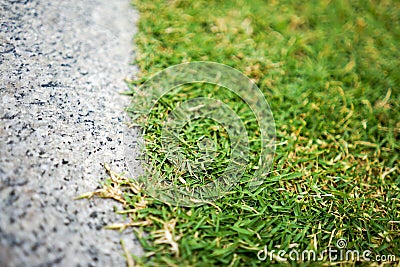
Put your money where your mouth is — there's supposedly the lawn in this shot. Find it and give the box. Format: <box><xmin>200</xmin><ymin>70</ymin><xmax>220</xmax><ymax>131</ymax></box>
<box><xmin>95</xmin><ymin>0</ymin><xmax>399</xmax><ymax>265</ymax></box>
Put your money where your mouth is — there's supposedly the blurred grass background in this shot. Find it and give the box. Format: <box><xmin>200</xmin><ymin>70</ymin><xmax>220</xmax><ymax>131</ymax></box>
<box><xmin>119</xmin><ymin>0</ymin><xmax>400</xmax><ymax>265</ymax></box>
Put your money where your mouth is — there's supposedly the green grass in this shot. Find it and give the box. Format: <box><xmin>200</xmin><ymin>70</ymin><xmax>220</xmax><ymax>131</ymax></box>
<box><xmin>102</xmin><ymin>0</ymin><xmax>399</xmax><ymax>265</ymax></box>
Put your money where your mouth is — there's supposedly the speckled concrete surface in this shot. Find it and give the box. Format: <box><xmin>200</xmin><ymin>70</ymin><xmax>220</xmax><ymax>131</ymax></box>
<box><xmin>0</xmin><ymin>0</ymin><xmax>142</xmax><ymax>266</ymax></box>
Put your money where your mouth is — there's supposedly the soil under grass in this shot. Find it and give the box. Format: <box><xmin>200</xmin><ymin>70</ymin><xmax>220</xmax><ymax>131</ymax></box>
<box><xmin>98</xmin><ymin>0</ymin><xmax>399</xmax><ymax>265</ymax></box>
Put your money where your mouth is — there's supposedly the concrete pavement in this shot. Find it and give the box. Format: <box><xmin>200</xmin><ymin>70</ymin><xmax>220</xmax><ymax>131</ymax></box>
<box><xmin>0</xmin><ymin>0</ymin><xmax>142</xmax><ymax>266</ymax></box>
